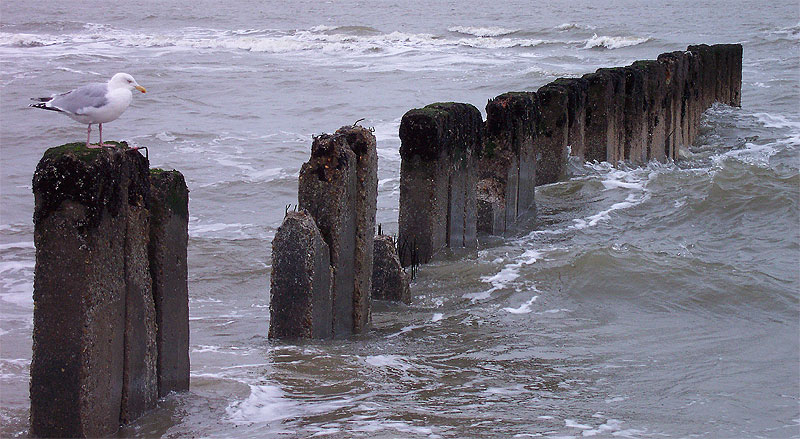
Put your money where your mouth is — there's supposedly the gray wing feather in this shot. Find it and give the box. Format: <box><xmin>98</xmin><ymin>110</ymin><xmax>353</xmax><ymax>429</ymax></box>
<box><xmin>49</xmin><ymin>83</ymin><xmax>109</xmax><ymax>114</ymax></box>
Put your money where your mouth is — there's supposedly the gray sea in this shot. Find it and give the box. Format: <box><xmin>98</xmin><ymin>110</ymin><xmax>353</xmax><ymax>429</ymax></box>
<box><xmin>1</xmin><ymin>1</ymin><xmax>799</xmax><ymax>437</ymax></box>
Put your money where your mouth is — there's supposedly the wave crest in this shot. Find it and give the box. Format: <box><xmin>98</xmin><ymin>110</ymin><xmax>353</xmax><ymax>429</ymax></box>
<box><xmin>448</xmin><ymin>26</ymin><xmax>520</xmax><ymax>37</ymax></box>
<box><xmin>583</xmin><ymin>33</ymin><xmax>650</xmax><ymax>49</ymax></box>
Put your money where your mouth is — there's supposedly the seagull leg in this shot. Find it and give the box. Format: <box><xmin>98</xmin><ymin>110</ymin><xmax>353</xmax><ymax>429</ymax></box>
<box><xmin>98</xmin><ymin>123</ymin><xmax>112</xmax><ymax>147</ymax></box>
<box><xmin>86</xmin><ymin>124</ymin><xmax>101</xmax><ymax>149</ymax></box>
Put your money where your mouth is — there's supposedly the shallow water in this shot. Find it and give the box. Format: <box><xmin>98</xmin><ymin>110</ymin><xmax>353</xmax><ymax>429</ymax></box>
<box><xmin>1</xmin><ymin>1</ymin><xmax>798</xmax><ymax>437</ymax></box>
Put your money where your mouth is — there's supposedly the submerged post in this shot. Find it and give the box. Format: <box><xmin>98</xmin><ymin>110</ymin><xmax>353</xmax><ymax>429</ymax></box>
<box><xmin>372</xmin><ymin>235</ymin><xmax>411</xmax><ymax>304</ymax></box>
<box><xmin>30</xmin><ymin>143</ymin><xmax>152</xmax><ymax>437</ymax></box>
<box><xmin>269</xmin><ymin>210</ymin><xmax>333</xmax><ymax>339</ymax></box>
<box><xmin>398</xmin><ymin>102</ymin><xmax>482</xmax><ymax>265</ymax></box>
<box><xmin>148</xmin><ymin>169</ymin><xmax>190</xmax><ymax>397</ymax></box>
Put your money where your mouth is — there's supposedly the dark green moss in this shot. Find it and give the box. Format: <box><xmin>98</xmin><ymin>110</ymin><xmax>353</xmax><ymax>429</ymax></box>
<box><xmin>149</xmin><ymin>170</ymin><xmax>188</xmax><ymax>220</ymax></box>
<box><xmin>482</xmin><ymin>139</ymin><xmax>497</xmax><ymax>159</ymax></box>
<box><xmin>42</xmin><ymin>141</ymin><xmax>131</xmax><ymax>164</ymax></box>
<box><xmin>400</xmin><ymin>102</ymin><xmax>482</xmax><ymax>160</ymax></box>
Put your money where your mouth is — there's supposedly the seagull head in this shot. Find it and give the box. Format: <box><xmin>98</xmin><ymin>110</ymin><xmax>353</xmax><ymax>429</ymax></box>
<box><xmin>109</xmin><ymin>72</ymin><xmax>146</xmax><ymax>93</ymax></box>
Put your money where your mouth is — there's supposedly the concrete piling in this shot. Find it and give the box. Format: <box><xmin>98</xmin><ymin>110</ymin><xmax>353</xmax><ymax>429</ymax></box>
<box><xmin>299</xmin><ymin>133</ymin><xmax>358</xmax><ymax>336</ymax></box>
<box><xmin>31</xmin><ymin>143</ymin><xmax>155</xmax><ymax>437</ymax></box>
<box><xmin>476</xmin><ymin>178</ymin><xmax>507</xmax><ymax>235</ymax></box>
<box><xmin>268</xmin><ymin>210</ymin><xmax>333</xmax><ymax>339</ymax></box>
<box><xmin>583</xmin><ymin>71</ymin><xmax>615</xmax><ymax>164</ymax></box>
<box><xmin>31</xmin><ymin>143</ymin><xmax>190</xmax><ymax>436</ymax></box>
<box><xmin>551</xmin><ymin>77</ymin><xmax>588</xmax><ymax>160</ymax></box>
<box><xmin>478</xmin><ymin>92</ymin><xmax>538</xmax><ymax>234</ymax></box>
<box><xmin>534</xmin><ymin>84</ymin><xmax>569</xmax><ymax>184</ymax></box>
<box><xmin>598</xmin><ymin>67</ymin><xmax>628</xmax><ymax>164</ymax></box>
<box><xmin>684</xmin><ymin>50</ymin><xmax>702</xmax><ymax>145</ymax></box>
<box><xmin>334</xmin><ymin>125</ymin><xmax>378</xmax><ymax>334</ymax></box>
<box><xmin>273</xmin><ymin>125</ymin><xmax>378</xmax><ymax>338</ymax></box>
<box><xmin>398</xmin><ymin>102</ymin><xmax>482</xmax><ymax>265</ymax></box>
<box><xmin>658</xmin><ymin>51</ymin><xmax>688</xmax><ymax>160</ymax></box>
<box><xmin>120</xmin><ymin>155</ymin><xmax>157</xmax><ymax>424</ymax></box>
<box><xmin>632</xmin><ymin>60</ymin><xmax>669</xmax><ymax>162</ymax></box>
<box><xmin>728</xmin><ymin>44</ymin><xmax>743</xmax><ymax>107</ymax></box>
<box><xmin>621</xmin><ymin>66</ymin><xmax>648</xmax><ymax>163</ymax></box>
<box><xmin>31</xmin><ymin>145</ymin><xmax>128</xmax><ymax>438</ymax></box>
<box><xmin>372</xmin><ymin>235</ymin><xmax>411</xmax><ymax>304</ymax></box>
<box><xmin>148</xmin><ymin>170</ymin><xmax>190</xmax><ymax>397</ymax></box>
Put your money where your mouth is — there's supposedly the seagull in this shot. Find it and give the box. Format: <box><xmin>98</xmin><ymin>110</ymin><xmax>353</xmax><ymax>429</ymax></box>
<box><xmin>30</xmin><ymin>73</ymin><xmax>146</xmax><ymax>148</ymax></box>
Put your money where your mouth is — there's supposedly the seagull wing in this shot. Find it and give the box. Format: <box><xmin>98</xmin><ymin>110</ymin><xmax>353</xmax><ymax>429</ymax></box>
<box><xmin>48</xmin><ymin>83</ymin><xmax>109</xmax><ymax>115</ymax></box>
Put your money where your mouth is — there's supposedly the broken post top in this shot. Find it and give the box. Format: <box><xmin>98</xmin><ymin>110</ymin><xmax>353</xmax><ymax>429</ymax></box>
<box><xmin>334</xmin><ymin>125</ymin><xmax>377</xmax><ymax>157</ymax></box>
<box><xmin>32</xmin><ymin>142</ymin><xmax>149</xmax><ymax>229</ymax></box>
<box><xmin>304</xmin><ymin>133</ymin><xmax>356</xmax><ymax>183</ymax></box>
<box><xmin>149</xmin><ymin>169</ymin><xmax>189</xmax><ymax>220</ymax></box>
<box><xmin>399</xmin><ymin>102</ymin><xmax>483</xmax><ymax>160</ymax></box>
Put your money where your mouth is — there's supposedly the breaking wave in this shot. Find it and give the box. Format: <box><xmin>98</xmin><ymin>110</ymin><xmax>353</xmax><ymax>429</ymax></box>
<box><xmin>448</xmin><ymin>26</ymin><xmax>520</xmax><ymax>37</ymax></box>
<box><xmin>583</xmin><ymin>33</ymin><xmax>651</xmax><ymax>49</ymax></box>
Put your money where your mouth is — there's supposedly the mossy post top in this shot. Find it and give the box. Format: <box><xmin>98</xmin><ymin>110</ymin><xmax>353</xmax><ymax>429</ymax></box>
<box><xmin>399</xmin><ymin>102</ymin><xmax>483</xmax><ymax>160</ymax></box>
<box><xmin>33</xmin><ymin>142</ymin><xmax>149</xmax><ymax>229</ymax></box>
<box><xmin>484</xmin><ymin>92</ymin><xmax>539</xmax><ymax>158</ymax></box>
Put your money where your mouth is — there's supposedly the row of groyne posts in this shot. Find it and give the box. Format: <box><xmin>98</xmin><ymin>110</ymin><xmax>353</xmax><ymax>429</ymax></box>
<box><xmin>29</xmin><ymin>44</ymin><xmax>740</xmax><ymax>437</ymax></box>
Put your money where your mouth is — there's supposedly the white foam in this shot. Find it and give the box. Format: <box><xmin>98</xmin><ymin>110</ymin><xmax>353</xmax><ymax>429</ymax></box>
<box><xmin>386</xmin><ymin>324</ymin><xmax>424</xmax><ymax>338</ymax></box>
<box><xmin>557</xmin><ymin>23</ymin><xmax>596</xmax><ymax>31</ymax></box>
<box><xmin>351</xmin><ymin>420</ymin><xmax>439</xmax><ymax>437</ymax></box>
<box><xmin>713</xmin><ymin>142</ymin><xmax>779</xmax><ymax>168</ymax></box>
<box><xmin>227</xmin><ymin>384</ymin><xmax>298</xmax><ymax>424</ymax></box>
<box><xmin>573</xmin><ymin>193</ymin><xmax>649</xmax><ymax>229</ymax></box>
<box><xmin>467</xmin><ymin>249</ymin><xmax>544</xmax><ymax>302</ymax></box>
<box><xmin>565</xmin><ymin>419</ymin><xmax>592</xmax><ymax>429</ymax></box>
<box><xmin>365</xmin><ymin>354</ymin><xmax>409</xmax><ymax>370</ymax></box>
<box><xmin>503</xmin><ymin>295</ymin><xmax>539</xmax><ymax>314</ymax></box>
<box><xmin>448</xmin><ymin>26</ymin><xmax>520</xmax><ymax>37</ymax></box>
<box><xmin>457</xmin><ymin>37</ymin><xmax>544</xmax><ymax>49</ymax></box>
<box><xmin>0</xmin><ymin>32</ymin><xmax>66</xmax><ymax>47</ymax></box>
<box><xmin>752</xmin><ymin>112</ymin><xmax>800</xmax><ymax>132</ymax></box>
<box><xmin>431</xmin><ymin>313</ymin><xmax>443</xmax><ymax>322</ymax></box>
<box><xmin>583</xmin><ymin>34</ymin><xmax>650</xmax><ymax>49</ymax></box>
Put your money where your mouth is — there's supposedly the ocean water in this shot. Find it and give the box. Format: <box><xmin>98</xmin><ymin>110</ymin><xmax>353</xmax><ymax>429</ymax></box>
<box><xmin>1</xmin><ymin>0</ymin><xmax>798</xmax><ymax>437</ymax></box>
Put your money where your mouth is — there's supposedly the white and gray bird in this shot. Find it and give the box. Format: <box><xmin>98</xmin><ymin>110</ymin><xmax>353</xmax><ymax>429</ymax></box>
<box><xmin>30</xmin><ymin>73</ymin><xmax>146</xmax><ymax>148</ymax></box>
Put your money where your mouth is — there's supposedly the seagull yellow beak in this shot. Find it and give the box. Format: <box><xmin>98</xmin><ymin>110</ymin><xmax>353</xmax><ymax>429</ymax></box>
<box><xmin>135</xmin><ymin>85</ymin><xmax>146</xmax><ymax>93</ymax></box>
